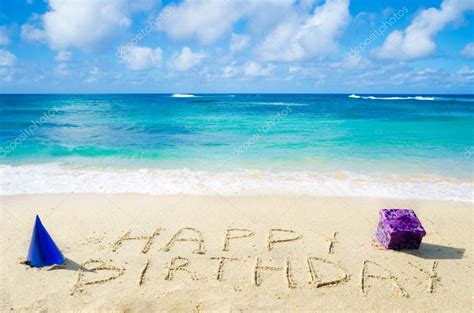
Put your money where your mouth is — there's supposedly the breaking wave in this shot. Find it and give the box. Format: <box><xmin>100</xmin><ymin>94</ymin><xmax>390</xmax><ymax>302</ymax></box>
<box><xmin>349</xmin><ymin>94</ymin><xmax>474</xmax><ymax>102</ymax></box>
<box><xmin>349</xmin><ymin>94</ymin><xmax>435</xmax><ymax>101</ymax></box>
<box><xmin>0</xmin><ymin>164</ymin><xmax>471</xmax><ymax>202</ymax></box>
<box><xmin>171</xmin><ymin>93</ymin><xmax>196</xmax><ymax>98</ymax></box>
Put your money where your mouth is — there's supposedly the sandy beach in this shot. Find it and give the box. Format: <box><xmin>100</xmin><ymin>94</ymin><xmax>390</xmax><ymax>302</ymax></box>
<box><xmin>0</xmin><ymin>194</ymin><xmax>471</xmax><ymax>312</ymax></box>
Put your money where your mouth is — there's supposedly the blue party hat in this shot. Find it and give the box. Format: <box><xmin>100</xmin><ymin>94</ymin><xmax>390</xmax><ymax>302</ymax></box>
<box><xmin>27</xmin><ymin>215</ymin><xmax>65</xmax><ymax>267</ymax></box>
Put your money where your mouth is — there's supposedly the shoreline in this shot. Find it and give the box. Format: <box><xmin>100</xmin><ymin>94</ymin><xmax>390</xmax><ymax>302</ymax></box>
<box><xmin>1</xmin><ymin>193</ymin><xmax>471</xmax><ymax>311</ymax></box>
<box><xmin>1</xmin><ymin>164</ymin><xmax>472</xmax><ymax>202</ymax></box>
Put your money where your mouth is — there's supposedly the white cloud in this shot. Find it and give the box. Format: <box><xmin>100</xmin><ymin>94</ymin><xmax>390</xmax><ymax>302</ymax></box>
<box><xmin>54</xmin><ymin>50</ymin><xmax>72</xmax><ymax>62</ymax></box>
<box><xmin>457</xmin><ymin>66</ymin><xmax>474</xmax><ymax>75</ymax></box>
<box><xmin>223</xmin><ymin>62</ymin><xmax>239</xmax><ymax>78</ymax></box>
<box><xmin>0</xmin><ymin>49</ymin><xmax>16</xmax><ymax>82</ymax></box>
<box><xmin>84</xmin><ymin>66</ymin><xmax>101</xmax><ymax>83</ymax></box>
<box><xmin>244</xmin><ymin>61</ymin><xmax>274</xmax><ymax>77</ymax></box>
<box><xmin>44</xmin><ymin>0</ymin><xmax>130</xmax><ymax>50</ymax></box>
<box><xmin>54</xmin><ymin>63</ymin><xmax>70</xmax><ymax>76</ymax></box>
<box><xmin>119</xmin><ymin>45</ymin><xmax>163</xmax><ymax>71</ymax></box>
<box><xmin>20</xmin><ymin>0</ymin><xmax>158</xmax><ymax>51</ymax></box>
<box><xmin>0</xmin><ymin>68</ymin><xmax>14</xmax><ymax>82</ymax></box>
<box><xmin>21</xmin><ymin>15</ymin><xmax>46</xmax><ymax>42</ymax></box>
<box><xmin>168</xmin><ymin>47</ymin><xmax>205</xmax><ymax>71</ymax></box>
<box><xmin>158</xmin><ymin>0</ymin><xmax>294</xmax><ymax>45</ymax></box>
<box><xmin>288</xmin><ymin>65</ymin><xmax>302</xmax><ymax>73</ymax></box>
<box><xmin>375</xmin><ymin>0</ymin><xmax>474</xmax><ymax>60</ymax></box>
<box><xmin>0</xmin><ymin>26</ymin><xmax>10</xmax><ymax>45</ymax></box>
<box><xmin>158</xmin><ymin>0</ymin><xmax>241</xmax><ymax>44</ymax></box>
<box><xmin>0</xmin><ymin>49</ymin><xmax>16</xmax><ymax>67</ymax></box>
<box><xmin>223</xmin><ymin>60</ymin><xmax>309</xmax><ymax>79</ymax></box>
<box><xmin>244</xmin><ymin>0</ymin><xmax>294</xmax><ymax>35</ymax></box>
<box><xmin>230</xmin><ymin>33</ymin><xmax>250</xmax><ymax>53</ymax></box>
<box><xmin>460</xmin><ymin>42</ymin><xmax>474</xmax><ymax>58</ymax></box>
<box><xmin>456</xmin><ymin>65</ymin><xmax>474</xmax><ymax>83</ymax></box>
<box><xmin>257</xmin><ymin>0</ymin><xmax>350</xmax><ymax>61</ymax></box>
<box><xmin>332</xmin><ymin>54</ymin><xmax>372</xmax><ymax>70</ymax></box>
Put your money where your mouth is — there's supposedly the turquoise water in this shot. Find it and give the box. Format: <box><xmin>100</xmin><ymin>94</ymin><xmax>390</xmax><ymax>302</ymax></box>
<box><xmin>1</xmin><ymin>94</ymin><xmax>473</xmax><ymax>179</ymax></box>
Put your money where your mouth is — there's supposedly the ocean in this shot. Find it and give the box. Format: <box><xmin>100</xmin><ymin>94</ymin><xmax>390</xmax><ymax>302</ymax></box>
<box><xmin>1</xmin><ymin>94</ymin><xmax>473</xmax><ymax>200</ymax></box>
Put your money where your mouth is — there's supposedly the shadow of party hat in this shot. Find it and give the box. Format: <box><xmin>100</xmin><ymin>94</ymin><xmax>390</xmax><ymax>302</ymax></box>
<box><xmin>27</xmin><ymin>215</ymin><xmax>65</xmax><ymax>267</ymax></box>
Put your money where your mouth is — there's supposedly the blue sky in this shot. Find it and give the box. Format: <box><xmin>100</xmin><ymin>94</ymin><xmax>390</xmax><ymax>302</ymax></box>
<box><xmin>0</xmin><ymin>0</ymin><xmax>473</xmax><ymax>93</ymax></box>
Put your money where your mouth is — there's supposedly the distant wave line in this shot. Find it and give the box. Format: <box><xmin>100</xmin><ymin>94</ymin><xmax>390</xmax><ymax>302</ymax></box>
<box><xmin>171</xmin><ymin>93</ymin><xmax>196</xmax><ymax>98</ymax></box>
<box><xmin>349</xmin><ymin>94</ymin><xmax>474</xmax><ymax>102</ymax></box>
<box><xmin>348</xmin><ymin>94</ymin><xmax>435</xmax><ymax>101</ymax></box>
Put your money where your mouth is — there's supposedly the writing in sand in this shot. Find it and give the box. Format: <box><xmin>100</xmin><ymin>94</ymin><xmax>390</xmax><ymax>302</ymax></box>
<box><xmin>70</xmin><ymin>227</ymin><xmax>440</xmax><ymax>297</ymax></box>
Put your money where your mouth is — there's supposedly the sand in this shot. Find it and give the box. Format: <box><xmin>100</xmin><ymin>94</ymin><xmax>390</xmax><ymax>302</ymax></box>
<box><xmin>0</xmin><ymin>193</ymin><xmax>472</xmax><ymax>312</ymax></box>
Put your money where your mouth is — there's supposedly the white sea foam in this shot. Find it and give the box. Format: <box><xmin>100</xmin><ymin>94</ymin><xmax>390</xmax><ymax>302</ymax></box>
<box><xmin>0</xmin><ymin>164</ymin><xmax>471</xmax><ymax>202</ymax></box>
<box><xmin>414</xmin><ymin>96</ymin><xmax>435</xmax><ymax>101</ymax></box>
<box><xmin>349</xmin><ymin>94</ymin><xmax>435</xmax><ymax>101</ymax></box>
<box><xmin>171</xmin><ymin>93</ymin><xmax>196</xmax><ymax>98</ymax></box>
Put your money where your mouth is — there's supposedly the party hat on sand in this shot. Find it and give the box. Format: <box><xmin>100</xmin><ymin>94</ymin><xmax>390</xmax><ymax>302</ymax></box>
<box><xmin>27</xmin><ymin>215</ymin><xmax>65</xmax><ymax>267</ymax></box>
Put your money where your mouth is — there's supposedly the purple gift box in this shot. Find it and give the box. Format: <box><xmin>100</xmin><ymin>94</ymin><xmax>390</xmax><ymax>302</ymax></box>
<box><xmin>376</xmin><ymin>209</ymin><xmax>426</xmax><ymax>250</ymax></box>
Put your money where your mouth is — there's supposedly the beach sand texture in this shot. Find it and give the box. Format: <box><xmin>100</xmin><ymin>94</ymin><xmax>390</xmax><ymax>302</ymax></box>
<box><xmin>0</xmin><ymin>194</ymin><xmax>472</xmax><ymax>312</ymax></box>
